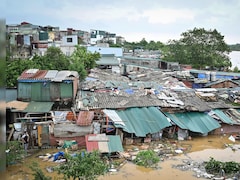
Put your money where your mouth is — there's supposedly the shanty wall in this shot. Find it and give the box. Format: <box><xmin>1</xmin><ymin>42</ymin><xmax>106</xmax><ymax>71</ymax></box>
<box><xmin>18</xmin><ymin>79</ymin><xmax>77</xmax><ymax>102</ymax></box>
<box><xmin>212</xmin><ymin>124</ymin><xmax>240</xmax><ymax>135</ymax></box>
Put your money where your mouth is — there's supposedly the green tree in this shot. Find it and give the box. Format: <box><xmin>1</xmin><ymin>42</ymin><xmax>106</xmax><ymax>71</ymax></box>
<box><xmin>233</xmin><ymin>66</ymin><xmax>239</xmax><ymax>72</ymax></box>
<box><xmin>163</xmin><ymin>40</ymin><xmax>189</xmax><ymax>64</ymax></box>
<box><xmin>43</xmin><ymin>46</ymin><xmax>70</xmax><ymax>70</ymax></box>
<box><xmin>139</xmin><ymin>38</ymin><xmax>148</xmax><ymax>47</ymax></box>
<box><xmin>146</xmin><ymin>40</ymin><xmax>165</xmax><ymax>51</ymax></box>
<box><xmin>6</xmin><ymin>47</ymin><xmax>70</xmax><ymax>87</ymax></box>
<box><xmin>69</xmin><ymin>46</ymin><xmax>100</xmax><ymax>80</ymax></box>
<box><xmin>163</xmin><ymin>28</ymin><xmax>231</xmax><ymax>70</ymax></box>
<box><xmin>0</xmin><ymin>59</ymin><xmax>5</xmax><ymax>87</ymax></box>
<box><xmin>6</xmin><ymin>59</ymin><xmax>35</xmax><ymax>87</ymax></box>
<box><xmin>57</xmin><ymin>150</ymin><xmax>108</xmax><ymax>180</ymax></box>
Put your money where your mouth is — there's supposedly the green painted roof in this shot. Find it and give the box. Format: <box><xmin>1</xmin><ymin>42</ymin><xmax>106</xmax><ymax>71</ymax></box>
<box><xmin>23</xmin><ymin>101</ymin><xmax>54</xmax><ymax>113</ymax></box>
<box><xmin>213</xmin><ymin>109</ymin><xmax>234</xmax><ymax>124</ymax></box>
<box><xmin>115</xmin><ymin>107</ymin><xmax>172</xmax><ymax>137</ymax></box>
<box><xmin>165</xmin><ymin>112</ymin><xmax>221</xmax><ymax>134</ymax></box>
<box><xmin>108</xmin><ymin>135</ymin><xmax>124</xmax><ymax>152</ymax></box>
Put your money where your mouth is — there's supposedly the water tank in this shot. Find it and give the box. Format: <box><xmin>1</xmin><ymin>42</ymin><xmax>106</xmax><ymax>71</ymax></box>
<box><xmin>210</xmin><ymin>72</ymin><xmax>216</xmax><ymax>81</ymax></box>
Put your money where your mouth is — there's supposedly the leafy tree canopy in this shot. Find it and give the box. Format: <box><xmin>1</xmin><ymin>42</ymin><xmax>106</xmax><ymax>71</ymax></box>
<box><xmin>6</xmin><ymin>46</ymin><xmax>100</xmax><ymax>87</ymax></box>
<box><xmin>124</xmin><ymin>39</ymin><xmax>164</xmax><ymax>51</ymax></box>
<box><xmin>69</xmin><ymin>45</ymin><xmax>100</xmax><ymax>80</ymax></box>
<box><xmin>6</xmin><ymin>59</ymin><xmax>35</xmax><ymax>87</ymax></box>
<box><xmin>163</xmin><ymin>28</ymin><xmax>231</xmax><ymax>70</ymax></box>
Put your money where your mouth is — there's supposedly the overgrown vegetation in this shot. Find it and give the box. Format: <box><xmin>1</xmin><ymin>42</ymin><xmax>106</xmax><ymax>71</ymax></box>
<box><xmin>57</xmin><ymin>150</ymin><xmax>108</xmax><ymax>180</ymax></box>
<box><xmin>204</xmin><ymin>157</ymin><xmax>240</xmax><ymax>175</ymax></box>
<box><xmin>29</xmin><ymin>162</ymin><xmax>52</xmax><ymax>180</ymax></box>
<box><xmin>6</xmin><ymin>46</ymin><xmax>100</xmax><ymax>87</ymax></box>
<box><xmin>133</xmin><ymin>150</ymin><xmax>160</xmax><ymax>168</ymax></box>
<box><xmin>6</xmin><ymin>141</ymin><xmax>25</xmax><ymax>165</ymax></box>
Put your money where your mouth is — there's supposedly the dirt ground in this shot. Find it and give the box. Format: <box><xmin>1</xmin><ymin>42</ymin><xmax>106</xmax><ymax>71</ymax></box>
<box><xmin>2</xmin><ymin>134</ymin><xmax>240</xmax><ymax>180</ymax></box>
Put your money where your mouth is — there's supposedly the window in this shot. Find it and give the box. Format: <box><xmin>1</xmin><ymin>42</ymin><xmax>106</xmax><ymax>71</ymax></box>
<box><xmin>67</xmin><ymin>38</ymin><xmax>72</xmax><ymax>42</ymax></box>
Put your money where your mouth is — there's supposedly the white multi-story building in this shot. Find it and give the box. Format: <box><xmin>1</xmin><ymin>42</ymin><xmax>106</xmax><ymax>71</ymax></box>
<box><xmin>90</xmin><ymin>29</ymin><xmax>117</xmax><ymax>45</ymax></box>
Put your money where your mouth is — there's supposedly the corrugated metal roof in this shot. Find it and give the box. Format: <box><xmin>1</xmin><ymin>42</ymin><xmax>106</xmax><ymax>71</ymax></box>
<box><xmin>85</xmin><ymin>134</ymin><xmax>99</xmax><ymax>152</ymax></box>
<box><xmin>98</xmin><ymin>141</ymin><xmax>109</xmax><ymax>153</ymax></box>
<box><xmin>103</xmin><ymin>109</ymin><xmax>125</xmax><ymax>126</ymax></box>
<box><xmin>108</xmin><ymin>135</ymin><xmax>123</xmax><ymax>153</ymax></box>
<box><xmin>23</xmin><ymin>101</ymin><xmax>54</xmax><ymax>113</ymax></box>
<box><xmin>26</xmin><ymin>69</ymin><xmax>39</xmax><ymax>73</ymax></box>
<box><xmin>213</xmin><ymin>109</ymin><xmax>234</xmax><ymax>125</ymax></box>
<box><xmin>76</xmin><ymin>111</ymin><xmax>94</xmax><ymax>126</ymax></box>
<box><xmin>44</xmin><ymin>70</ymin><xmax>58</xmax><ymax>79</ymax></box>
<box><xmin>165</xmin><ymin>112</ymin><xmax>221</xmax><ymax>134</ymax></box>
<box><xmin>85</xmin><ymin>134</ymin><xmax>123</xmax><ymax>153</ymax></box>
<box><xmin>114</xmin><ymin>107</ymin><xmax>172</xmax><ymax>137</ymax></box>
<box><xmin>18</xmin><ymin>69</ymin><xmax>48</xmax><ymax>80</ymax></box>
<box><xmin>69</xmin><ymin>71</ymin><xmax>79</xmax><ymax>78</ymax></box>
<box><xmin>52</xmin><ymin>70</ymin><xmax>71</xmax><ymax>82</ymax></box>
<box><xmin>18</xmin><ymin>69</ymin><xmax>79</xmax><ymax>81</ymax></box>
<box><xmin>6</xmin><ymin>100</ymin><xmax>29</xmax><ymax>111</ymax></box>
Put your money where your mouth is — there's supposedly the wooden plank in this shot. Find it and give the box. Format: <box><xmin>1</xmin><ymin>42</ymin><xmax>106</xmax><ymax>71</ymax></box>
<box><xmin>7</xmin><ymin>128</ymin><xmax>14</xmax><ymax>141</ymax></box>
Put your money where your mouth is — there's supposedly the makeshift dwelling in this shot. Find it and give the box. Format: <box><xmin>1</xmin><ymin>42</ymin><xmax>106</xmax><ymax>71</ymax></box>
<box><xmin>103</xmin><ymin>107</ymin><xmax>172</xmax><ymax>143</ymax></box>
<box><xmin>17</xmin><ymin>69</ymin><xmax>79</xmax><ymax>108</ymax></box>
<box><xmin>209</xmin><ymin>109</ymin><xmax>240</xmax><ymax>135</ymax></box>
<box><xmin>164</xmin><ymin>111</ymin><xmax>221</xmax><ymax>137</ymax></box>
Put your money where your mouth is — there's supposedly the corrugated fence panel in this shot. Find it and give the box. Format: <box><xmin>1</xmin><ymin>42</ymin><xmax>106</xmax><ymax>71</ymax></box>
<box><xmin>31</xmin><ymin>83</ymin><xmax>42</xmax><ymax>101</ymax></box>
<box><xmin>50</xmin><ymin>83</ymin><xmax>60</xmax><ymax>101</ymax></box>
<box><xmin>41</xmin><ymin>82</ymin><xmax>51</xmax><ymax>101</ymax></box>
<box><xmin>60</xmin><ymin>82</ymin><xmax>73</xmax><ymax>99</ymax></box>
<box><xmin>18</xmin><ymin>82</ymin><xmax>31</xmax><ymax>101</ymax></box>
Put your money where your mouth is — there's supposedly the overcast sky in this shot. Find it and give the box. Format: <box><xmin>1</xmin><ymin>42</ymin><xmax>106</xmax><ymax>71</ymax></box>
<box><xmin>3</xmin><ymin>0</ymin><xmax>240</xmax><ymax>44</ymax></box>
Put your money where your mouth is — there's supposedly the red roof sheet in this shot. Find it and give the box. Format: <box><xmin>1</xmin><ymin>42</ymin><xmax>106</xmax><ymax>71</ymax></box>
<box><xmin>85</xmin><ymin>135</ymin><xmax>99</xmax><ymax>152</ymax></box>
<box><xmin>18</xmin><ymin>69</ymin><xmax>48</xmax><ymax>80</ymax></box>
<box><xmin>76</xmin><ymin>111</ymin><xmax>94</xmax><ymax>126</ymax></box>
<box><xmin>85</xmin><ymin>134</ymin><xmax>110</xmax><ymax>153</ymax></box>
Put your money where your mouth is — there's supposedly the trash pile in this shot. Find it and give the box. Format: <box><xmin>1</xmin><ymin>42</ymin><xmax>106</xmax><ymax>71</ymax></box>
<box><xmin>119</xmin><ymin>139</ymin><xmax>192</xmax><ymax>161</ymax></box>
<box><xmin>38</xmin><ymin>151</ymin><xmax>66</xmax><ymax>163</ymax></box>
<box><xmin>173</xmin><ymin>144</ymin><xmax>240</xmax><ymax>179</ymax></box>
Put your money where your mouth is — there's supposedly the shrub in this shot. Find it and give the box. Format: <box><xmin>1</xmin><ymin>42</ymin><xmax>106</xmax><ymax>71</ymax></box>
<box><xmin>133</xmin><ymin>150</ymin><xmax>160</xmax><ymax>168</ymax></box>
<box><xmin>6</xmin><ymin>141</ymin><xmax>25</xmax><ymax>165</ymax></box>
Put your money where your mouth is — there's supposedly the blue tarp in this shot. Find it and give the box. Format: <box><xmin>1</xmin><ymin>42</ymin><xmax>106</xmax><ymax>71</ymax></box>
<box><xmin>53</xmin><ymin>151</ymin><xmax>65</xmax><ymax>161</ymax></box>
